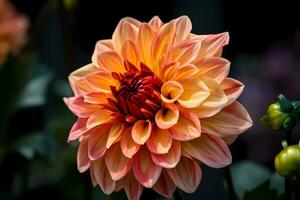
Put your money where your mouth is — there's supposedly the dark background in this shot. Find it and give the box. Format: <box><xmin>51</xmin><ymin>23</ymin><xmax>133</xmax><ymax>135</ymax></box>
<box><xmin>1</xmin><ymin>0</ymin><xmax>300</xmax><ymax>199</ymax></box>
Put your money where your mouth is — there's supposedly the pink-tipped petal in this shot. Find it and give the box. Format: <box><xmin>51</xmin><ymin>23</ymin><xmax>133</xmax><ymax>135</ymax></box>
<box><xmin>169</xmin><ymin>109</ymin><xmax>201</xmax><ymax>141</ymax></box>
<box><xmin>64</xmin><ymin>96</ymin><xmax>101</xmax><ymax>118</ymax></box>
<box><xmin>133</xmin><ymin>148</ymin><xmax>162</xmax><ymax>188</ymax></box>
<box><xmin>88</xmin><ymin>125</ymin><xmax>110</xmax><ymax>160</ymax></box>
<box><xmin>221</xmin><ymin>78</ymin><xmax>244</xmax><ymax>106</ymax></box>
<box><xmin>148</xmin><ymin>16</ymin><xmax>163</xmax><ymax>31</ymax></box>
<box><xmin>151</xmin><ymin>140</ymin><xmax>181</xmax><ymax>168</ymax></box>
<box><xmin>155</xmin><ymin>103</ymin><xmax>179</xmax><ymax>129</ymax></box>
<box><xmin>202</xmin><ymin>101</ymin><xmax>253</xmax><ymax>137</ymax></box>
<box><xmin>223</xmin><ymin>135</ymin><xmax>239</xmax><ymax>145</ymax></box>
<box><xmin>123</xmin><ymin>172</ymin><xmax>143</xmax><ymax>200</ymax></box>
<box><xmin>153</xmin><ymin>170</ymin><xmax>176</xmax><ymax>198</ymax></box>
<box><xmin>92</xmin><ymin>40</ymin><xmax>114</xmax><ymax>67</ymax></box>
<box><xmin>89</xmin><ymin>164</ymin><xmax>97</xmax><ymax>187</ymax></box>
<box><xmin>146</xmin><ymin>126</ymin><xmax>172</xmax><ymax>154</ymax></box>
<box><xmin>131</xmin><ymin>120</ymin><xmax>152</xmax><ymax>145</ymax></box>
<box><xmin>120</xmin><ymin>127</ymin><xmax>141</xmax><ymax>158</ymax></box>
<box><xmin>86</xmin><ymin>110</ymin><xmax>114</xmax><ymax>129</ymax></box>
<box><xmin>92</xmin><ymin>159</ymin><xmax>116</xmax><ymax>194</ymax></box>
<box><xmin>182</xmin><ymin>133</ymin><xmax>232</xmax><ymax>168</ymax></box>
<box><xmin>174</xmin><ymin>16</ymin><xmax>192</xmax><ymax>44</ymax></box>
<box><xmin>166</xmin><ymin>157</ymin><xmax>202</xmax><ymax>193</ymax></box>
<box><xmin>77</xmin><ymin>137</ymin><xmax>90</xmax><ymax>173</ymax></box>
<box><xmin>172</xmin><ymin>39</ymin><xmax>201</xmax><ymax>65</ymax></box>
<box><xmin>105</xmin><ymin>144</ymin><xmax>133</xmax><ymax>181</ymax></box>
<box><xmin>68</xmin><ymin>118</ymin><xmax>88</xmax><ymax>142</ymax></box>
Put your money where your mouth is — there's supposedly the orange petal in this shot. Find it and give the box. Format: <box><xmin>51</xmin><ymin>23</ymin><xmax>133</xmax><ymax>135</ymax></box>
<box><xmin>146</xmin><ymin>126</ymin><xmax>172</xmax><ymax>154</ymax></box>
<box><xmin>177</xmin><ymin>78</ymin><xmax>210</xmax><ymax>108</ymax></box>
<box><xmin>159</xmin><ymin>61</ymin><xmax>179</xmax><ymax>82</ymax></box>
<box><xmin>68</xmin><ymin>118</ymin><xmax>88</xmax><ymax>142</ymax></box>
<box><xmin>151</xmin><ymin>140</ymin><xmax>181</xmax><ymax>168</ymax></box>
<box><xmin>174</xmin><ymin>16</ymin><xmax>192</xmax><ymax>44</ymax></box>
<box><xmin>221</xmin><ymin>78</ymin><xmax>244</xmax><ymax>106</ymax></box>
<box><xmin>86</xmin><ymin>110</ymin><xmax>114</xmax><ymax>129</ymax></box>
<box><xmin>97</xmin><ymin>51</ymin><xmax>125</xmax><ymax>73</ymax></box>
<box><xmin>166</xmin><ymin>157</ymin><xmax>202</xmax><ymax>193</ymax></box>
<box><xmin>112</xmin><ymin>17</ymin><xmax>140</xmax><ymax>53</ymax></box>
<box><xmin>68</xmin><ymin>64</ymin><xmax>99</xmax><ymax>95</ymax></box>
<box><xmin>84</xmin><ymin>92</ymin><xmax>112</xmax><ymax>104</ymax></box>
<box><xmin>120</xmin><ymin>127</ymin><xmax>141</xmax><ymax>158</ymax></box>
<box><xmin>148</xmin><ymin>16</ymin><xmax>163</xmax><ymax>31</ymax></box>
<box><xmin>77</xmin><ymin>137</ymin><xmax>90</xmax><ymax>172</ymax></box>
<box><xmin>88</xmin><ymin>125</ymin><xmax>110</xmax><ymax>160</ymax></box>
<box><xmin>133</xmin><ymin>148</ymin><xmax>162</xmax><ymax>188</ymax></box>
<box><xmin>182</xmin><ymin>133</ymin><xmax>232</xmax><ymax>168</ymax></box>
<box><xmin>194</xmin><ymin>32</ymin><xmax>229</xmax><ymax>61</ymax></box>
<box><xmin>106</xmin><ymin>122</ymin><xmax>126</xmax><ymax>148</ymax></box>
<box><xmin>194</xmin><ymin>57</ymin><xmax>230</xmax><ymax>83</ymax></box>
<box><xmin>84</xmin><ymin>71</ymin><xmax>119</xmax><ymax>93</ymax></box>
<box><xmin>174</xmin><ymin>64</ymin><xmax>198</xmax><ymax>81</ymax></box>
<box><xmin>123</xmin><ymin>172</ymin><xmax>143</xmax><ymax>200</ymax></box>
<box><xmin>92</xmin><ymin>159</ymin><xmax>116</xmax><ymax>194</ymax></box>
<box><xmin>64</xmin><ymin>96</ymin><xmax>101</xmax><ymax>118</ymax></box>
<box><xmin>153</xmin><ymin>170</ymin><xmax>176</xmax><ymax>198</ymax></box>
<box><xmin>172</xmin><ymin>39</ymin><xmax>201</xmax><ymax>65</ymax></box>
<box><xmin>121</xmin><ymin>40</ymin><xmax>139</xmax><ymax>67</ymax></box>
<box><xmin>192</xmin><ymin>78</ymin><xmax>228</xmax><ymax>118</ymax></box>
<box><xmin>137</xmin><ymin>23</ymin><xmax>156</xmax><ymax>67</ymax></box>
<box><xmin>92</xmin><ymin>39</ymin><xmax>114</xmax><ymax>67</ymax></box>
<box><xmin>160</xmin><ymin>81</ymin><xmax>183</xmax><ymax>103</ymax></box>
<box><xmin>168</xmin><ymin>109</ymin><xmax>201</xmax><ymax>141</ymax></box>
<box><xmin>155</xmin><ymin>103</ymin><xmax>179</xmax><ymax>129</ymax></box>
<box><xmin>105</xmin><ymin>144</ymin><xmax>133</xmax><ymax>181</ymax></box>
<box><xmin>201</xmin><ymin>101</ymin><xmax>253</xmax><ymax>137</ymax></box>
<box><xmin>131</xmin><ymin>120</ymin><xmax>152</xmax><ymax>145</ymax></box>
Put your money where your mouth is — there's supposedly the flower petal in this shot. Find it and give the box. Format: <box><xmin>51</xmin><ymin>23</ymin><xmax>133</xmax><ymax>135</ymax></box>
<box><xmin>121</xmin><ymin>40</ymin><xmax>139</xmax><ymax>67</ymax></box>
<box><xmin>112</xmin><ymin>17</ymin><xmax>140</xmax><ymax>53</ymax></box>
<box><xmin>123</xmin><ymin>172</ymin><xmax>143</xmax><ymax>200</ymax></box>
<box><xmin>201</xmin><ymin>101</ymin><xmax>253</xmax><ymax>137</ymax></box>
<box><xmin>133</xmin><ymin>148</ymin><xmax>162</xmax><ymax>188</ymax></box>
<box><xmin>166</xmin><ymin>157</ymin><xmax>202</xmax><ymax>193</ymax></box>
<box><xmin>174</xmin><ymin>16</ymin><xmax>192</xmax><ymax>44</ymax></box>
<box><xmin>105</xmin><ymin>144</ymin><xmax>133</xmax><ymax>181</ymax></box>
<box><xmin>84</xmin><ymin>71</ymin><xmax>119</xmax><ymax>93</ymax></box>
<box><xmin>174</xmin><ymin>64</ymin><xmax>198</xmax><ymax>81</ymax></box>
<box><xmin>131</xmin><ymin>120</ymin><xmax>152</xmax><ymax>145</ymax></box>
<box><xmin>83</xmin><ymin>92</ymin><xmax>111</xmax><ymax>104</ymax></box>
<box><xmin>77</xmin><ymin>137</ymin><xmax>90</xmax><ymax>172</ymax></box>
<box><xmin>88</xmin><ymin>125</ymin><xmax>110</xmax><ymax>160</ymax></box>
<box><xmin>168</xmin><ymin>109</ymin><xmax>201</xmax><ymax>141</ymax></box>
<box><xmin>146</xmin><ymin>126</ymin><xmax>172</xmax><ymax>154</ymax></box>
<box><xmin>92</xmin><ymin>159</ymin><xmax>116</xmax><ymax>194</ymax></box>
<box><xmin>68</xmin><ymin>118</ymin><xmax>88</xmax><ymax>142</ymax></box>
<box><xmin>221</xmin><ymin>78</ymin><xmax>244</xmax><ymax>106</ymax></box>
<box><xmin>172</xmin><ymin>39</ymin><xmax>201</xmax><ymax>65</ymax></box>
<box><xmin>90</xmin><ymin>164</ymin><xmax>97</xmax><ymax>187</ymax></box>
<box><xmin>137</xmin><ymin>23</ymin><xmax>156</xmax><ymax>67</ymax></box>
<box><xmin>106</xmin><ymin>122</ymin><xmax>126</xmax><ymax>148</ymax></box>
<box><xmin>194</xmin><ymin>57</ymin><xmax>230</xmax><ymax>83</ymax></box>
<box><xmin>153</xmin><ymin>170</ymin><xmax>176</xmax><ymax>198</ymax></box>
<box><xmin>64</xmin><ymin>96</ymin><xmax>101</xmax><ymax>118</ymax></box>
<box><xmin>151</xmin><ymin>140</ymin><xmax>181</xmax><ymax>168</ymax></box>
<box><xmin>155</xmin><ymin>103</ymin><xmax>179</xmax><ymax>129</ymax></box>
<box><xmin>86</xmin><ymin>110</ymin><xmax>114</xmax><ymax>129</ymax></box>
<box><xmin>97</xmin><ymin>51</ymin><xmax>125</xmax><ymax>73</ymax></box>
<box><xmin>92</xmin><ymin>39</ymin><xmax>114</xmax><ymax>67</ymax></box>
<box><xmin>120</xmin><ymin>127</ymin><xmax>141</xmax><ymax>158</ymax></box>
<box><xmin>161</xmin><ymin>81</ymin><xmax>183</xmax><ymax>103</ymax></box>
<box><xmin>192</xmin><ymin>78</ymin><xmax>228</xmax><ymax>118</ymax></box>
<box><xmin>182</xmin><ymin>133</ymin><xmax>232</xmax><ymax>168</ymax></box>
<box><xmin>148</xmin><ymin>16</ymin><xmax>163</xmax><ymax>31</ymax></box>
<box><xmin>177</xmin><ymin>78</ymin><xmax>210</xmax><ymax>108</ymax></box>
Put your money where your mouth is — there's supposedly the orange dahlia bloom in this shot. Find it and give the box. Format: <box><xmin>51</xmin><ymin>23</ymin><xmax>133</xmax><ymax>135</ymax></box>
<box><xmin>0</xmin><ymin>0</ymin><xmax>28</xmax><ymax>65</ymax></box>
<box><xmin>64</xmin><ymin>16</ymin><xmax>252</xmax><ymax>200</ymax></box>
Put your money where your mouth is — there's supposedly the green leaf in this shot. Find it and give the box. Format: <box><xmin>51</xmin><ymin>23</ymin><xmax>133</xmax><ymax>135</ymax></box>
<box><xmin>276</xmin><ymin>94</ymin><xmax>293</xmax><ymax>113</ymax></box>
<box><xmin>244</xmin><ymin>180</ymin><xmax>279</xmax><ymax>200</ymax></box>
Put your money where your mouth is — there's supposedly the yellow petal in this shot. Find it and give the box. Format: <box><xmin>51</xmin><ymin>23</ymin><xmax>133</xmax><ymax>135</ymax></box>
<box><xmin>86</xmin><ymin>110</ymin><xmax>114</xmax><ymax>129</ymax></box>
<box><xmin>121</xmin><ymin>40</ymin><xmax>139</xmax><ymax>67</ymax></box>
<box><xmin>120</xmin><ymin>127</ymin><xmax>141</xmax><ymax>158</ymax></box>
<box><xmin>160</xmin><ymin>80</ymin><xmax>183</xmax><ymax>103</ymax></box>
<box><xmin>172</xmin><ymin>39</ymin><xmax>201</xmax><ymax>65</ymax></box>
<box><xmin>131</xmin><ymin>120</ymin><xmax>152</xmax><ymax>145</ymax></box>
<box><xmin>106</xmin><ymin>122</ymin><xmax>126</xmax><ymax>148</ymax></box>
<box><xmin>146</xmin><ymin>126</ymin><xmax>172</xmax><ymax>154</ymax></box>
<box><xmin>174</xmin><ymin>16</ymin><xmax>192</xmax><ymax>44</ymax></box>
<box><xmin>155</xmin><ymin>103</ymin><xmax>179</xmax><ymax>129</ymax></box>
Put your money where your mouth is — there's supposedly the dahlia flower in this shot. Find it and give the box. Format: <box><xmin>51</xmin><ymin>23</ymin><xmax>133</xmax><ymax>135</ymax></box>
<box><xmin>64</xmin><ymin>16</ymin><xmax>252</xmax><ymax>200</ymax></box>
<box><xmin>0</xmin><ymin>0</ymin><xmax>28</xmax><ymax>65</ymax></box>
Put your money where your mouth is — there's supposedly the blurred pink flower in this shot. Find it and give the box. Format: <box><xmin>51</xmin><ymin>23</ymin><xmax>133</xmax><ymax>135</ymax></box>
<box><xmin>0</xmin><ymin>0</ymin><xmax>28</xmax><ymax>65</ymax></box>
<box><xmin>64</xmin><ymin>16</ymin><xmax>252</xmax><ymax>200</ymax></box>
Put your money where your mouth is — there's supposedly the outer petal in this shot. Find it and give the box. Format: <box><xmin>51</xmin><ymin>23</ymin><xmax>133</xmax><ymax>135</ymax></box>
<box><xmin>92</xmin><ymin>40</ymin><xmax>114</xmax><ymax>67</ymax></box>
<box><xmin>148</xmin><ymin>16</ymin><xmax>163</xmax><ymax>31</ymax></box>
<box><xmin>146</xmin><ymin>126</ymin><xmax>172</xmax><ymax>154</ymax></box>
<box><xmin>221</xmin><ymin>78</ymin><xmax>244</xmax><ymax>106</ymax></box>
<box><xmin>153</xmin><ymin>170</ymin><xmax>176</xmax><ymax>198</ymax></box>
<box><xmin>97</xmin><ymin>51</ymin><xmax>125</xmax><ymax>73</ymax></box>
<box><xmin>155</xmin><ymin>103</ymin><xmax>179</xmax><ymax>129</ymax></box>
<box><xmin>123</xmin><ymin>172</ymin><xmax>143</xmax><ymax>200</ymax></box>
<box><xmin>92</xmin><ymin>159</ymin><xmax>116</xmax><ymax>194</ymax></box>
<box><xmin>194</xmin><ymin>57</ymin><xmax>230</xmax><ymax>83</ymax></box>
<box><xmin>86</xmin><ymin>110</ymin><xmax>114</xmax><ymax>129</ymax></box>
<box><xmin>133</xmin><ymin>148</ymin><xmax>162</xmax><ymax>188</ymax></box>
<box><xmin>112</xmin><ymin>17</ymin><xmax>141</xmax><ymax>53</ymax></box>
<box><xmin>172</xmin><ymin>39</ymin><xmax>201</xmax><ymax>65</ymax></box>
<box><xmin>161</xmin><ymin>81</ymin><xmax>183</xmax><ymax>103</ymax></box>
<box><xmin>166</xmin><ymin>157</ymin><xmax>202</xmax><ymax>193</ymax></box>
<box><xmin>68</xmin><ymin>118</ymin><xmax>88</xmax><ymax>142</ymax></box>
<box><xmin>131</xmin><ymin>120</ymin><xmax>152</xmax><ymax>145</ymax></box>
<box><xmin>182</xmin><ymin>133</ymin><xmax>232</xmax><ymax>168</ymax></box>
<box><xmin>77</xmin><ymin>137</ymin><xmax>90</xmax><ymax>172</ymax></box>
<box><xmin>174</xmin><ymin>16</ymin><xmax>192</xmax><ymax>44</ymax></box>
<box><xmin>201</xmin><ymin>101</ymin><xmax>253</xmax><ymax>137</ymax></box>
<box><xmin>151</xmin><ymin>141</ymin><xmax>181</xmax><ymax>168</ymax></box>
<box><xmin>192</xmin><ymin>78</ymin><xmax>228</xmax><ymax>118</ymax></box>
<box><xmin>105</xmin><ymin>144</ymin><xmax>133</xmax><ymax>181</ymax></box>
<box><xmin>120</xmin><ymin>127</ymin><xmax>141</xmax><ymax>158</ymax></box>
<box><xmin>88</xmin><ymin>125</ymin><xmax>110</xmax><ymax>160</ymax></box>
<box><xmin>64</xmin><ymin>96</ymin><xmax>101</xmax><ymax>118</ymax></box>
<box><xmin>168</xmin><ymin>109</ymin><xmax>201</xmax><ymax>141</ymax></box>
<box><xmin>121</xmin><ymin>40</ymin><xmax>139</xmax><ymax>67</ymax></box>
<box><xmin>177</xmin><ymin>78</ymin><xmax>210</xmax><ymax>108</ymax></box>
<box><xmin>84</xmin><ymin>71</ymin><xmax>119</xmax><ymax>93</ymax></box>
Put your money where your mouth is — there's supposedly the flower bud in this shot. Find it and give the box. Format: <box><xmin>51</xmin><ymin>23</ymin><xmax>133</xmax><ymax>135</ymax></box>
<box><xmin>274</xmin><ymin>144</ymin><xmax>300</xmax><ymax>179</ymax></box>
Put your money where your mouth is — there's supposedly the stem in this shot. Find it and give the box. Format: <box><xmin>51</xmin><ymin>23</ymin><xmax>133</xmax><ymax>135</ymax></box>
<box><xmin>224</xmin><ymin>166</ymin><xmax>238</xmax><ymax>200</ymax></box>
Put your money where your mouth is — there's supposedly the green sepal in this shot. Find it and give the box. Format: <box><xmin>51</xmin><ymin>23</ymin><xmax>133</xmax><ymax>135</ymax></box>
<box><xmin>276</xmin><ymin>94</ymin><xmax>293</xmax><ymax>112</ymax></box>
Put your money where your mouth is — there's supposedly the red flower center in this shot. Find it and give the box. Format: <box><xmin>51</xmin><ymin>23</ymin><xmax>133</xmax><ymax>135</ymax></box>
<box><xmin>111</xmin><ymin>61</ymin><xmax>163</xmax><ymax>123</ymax></box>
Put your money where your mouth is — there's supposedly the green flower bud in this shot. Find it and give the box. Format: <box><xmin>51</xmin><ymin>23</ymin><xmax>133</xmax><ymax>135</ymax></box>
<box><xmin>274</xmin><ymin>144</ymin><xmax>300</xmax><ymax>179</ymax></box>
